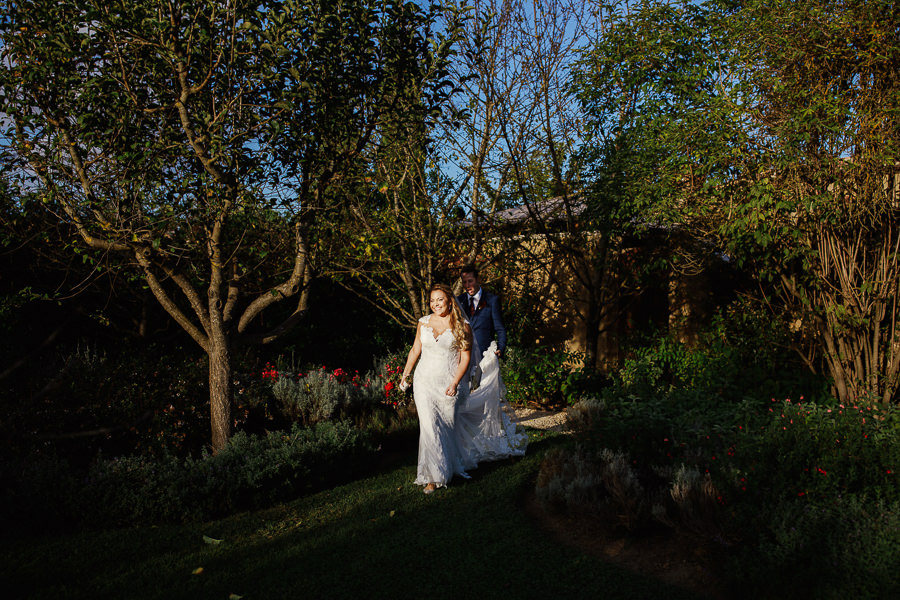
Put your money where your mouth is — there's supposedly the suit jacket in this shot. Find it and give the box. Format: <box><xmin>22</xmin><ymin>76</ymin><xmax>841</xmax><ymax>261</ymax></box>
<box><xmin>458</xmin><ymin>289</ymin><xmax>507</xmax><ymax>357</ymax></box>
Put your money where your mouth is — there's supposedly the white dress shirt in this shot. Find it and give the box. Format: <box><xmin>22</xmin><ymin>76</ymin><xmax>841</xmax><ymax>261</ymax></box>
<box><xmin>467</xmin><ymin>288</ymin><xmax>482</xmax><ymax>313</ymax></box>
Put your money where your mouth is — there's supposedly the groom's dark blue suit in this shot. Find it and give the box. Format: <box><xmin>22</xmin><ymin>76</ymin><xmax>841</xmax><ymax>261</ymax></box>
<box><xmin>458</xmin><ymin>289</ymin><xmax>507</xmax><ymax>358</ymax></box>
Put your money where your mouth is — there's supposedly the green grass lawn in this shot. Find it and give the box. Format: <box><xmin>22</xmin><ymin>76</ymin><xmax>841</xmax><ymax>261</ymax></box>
<box><xmin>2</xmin><ymin>433</ymin><xmax>701</xmax><ymax>599</ymax></box>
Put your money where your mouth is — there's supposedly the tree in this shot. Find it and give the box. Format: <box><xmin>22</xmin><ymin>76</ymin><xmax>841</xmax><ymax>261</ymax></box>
<box><xmin>327</xmin><ymin>2</ymin><xmax>468</xmax><ymax>325</ymax></box>
<box><xmin>0</xmin><ymin>0</ymin><xmax>449</xmax><ymax>450</ymax></box>
<box><xmin>728</xmin><ymin>0</ymin><xmax>900</xmax><ymax>403</ymax></box>
<box><xmin>326</xmin><ymin>0</ymin><xmax>623</xmax><ymax>352</ymax></box>
<box><xmin>574</xmin><ymin>0</ymin><xmax>900</xmax><ymax>402</ymax></box>
<box><xmin>480</xmin><ymin>0</ymin><xmax>623</xmax><ymax>368</ymax></box>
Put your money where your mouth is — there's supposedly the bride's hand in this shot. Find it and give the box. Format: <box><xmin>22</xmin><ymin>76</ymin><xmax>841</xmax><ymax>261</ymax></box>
<box><xmin>445</xmin><ymin>383</ymin><xmax>457</xmax><ymax>397</ymax></box>
<box><xmin>399</xmin><ymin>376</ymin><xmax>410</xmax><ymax>392</ymax></box>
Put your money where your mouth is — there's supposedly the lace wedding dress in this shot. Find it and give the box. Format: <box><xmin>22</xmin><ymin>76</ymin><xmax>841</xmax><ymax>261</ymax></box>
<box><xmin>413</xmin><ymin>315</ymin><xmax>528</xmax><ymax>489</ymax></box>
<box><xmin>455</xmin><ymin>340</ymin><xmax>528</xmax><ymax>464</ymax></box>
<box><xmin>413</xmin><ymin>315</ymin><xmax>472</xmax><ymax>488</ymax></box>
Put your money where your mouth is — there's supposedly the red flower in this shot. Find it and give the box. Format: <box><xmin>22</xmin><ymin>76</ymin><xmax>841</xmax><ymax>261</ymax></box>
<box><xmin>384</xmin><ymin>381</ymin><xmax>395</xmax><ymax>394</ymax></box>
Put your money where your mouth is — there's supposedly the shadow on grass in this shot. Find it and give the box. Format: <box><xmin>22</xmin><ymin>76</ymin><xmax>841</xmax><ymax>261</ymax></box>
<box><xmin>2</xmin><ymin>433</ymin><xmax>701</xmax><ymax>599</ymax></box>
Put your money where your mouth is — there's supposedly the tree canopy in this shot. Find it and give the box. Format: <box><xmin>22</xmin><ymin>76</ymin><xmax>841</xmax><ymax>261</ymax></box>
<box><xmin>0</xmin><ymin>0</ymin><xmax>462</xmax><ymax>450</ymax></box>
<box><xmin>574</xmin><ymin>0</ymin><xmax>900</xmax><ymax>402</ymax></box>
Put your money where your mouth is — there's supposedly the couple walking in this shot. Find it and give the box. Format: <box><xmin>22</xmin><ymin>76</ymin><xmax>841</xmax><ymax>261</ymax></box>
<box><xmin>399</xmin><ymin>266</ymin><xmax>527</xmax><ymax>494</ymax></box>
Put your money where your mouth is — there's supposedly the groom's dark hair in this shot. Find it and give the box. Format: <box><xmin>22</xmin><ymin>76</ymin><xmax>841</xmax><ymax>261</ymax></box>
<box><xmin>460</xmin><ymin>264</ymin><xmax>479</xmax><ymax>278</ymax></box>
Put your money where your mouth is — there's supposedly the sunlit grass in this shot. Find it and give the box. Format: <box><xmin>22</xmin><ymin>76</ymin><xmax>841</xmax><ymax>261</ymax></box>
<box><xmin>2</xmin><ymin>432</ymin><xmax>700</xmax><ymax>599</ymax></box>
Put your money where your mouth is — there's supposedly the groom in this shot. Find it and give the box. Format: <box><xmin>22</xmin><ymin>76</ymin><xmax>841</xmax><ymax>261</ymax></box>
<box><xmin>458</xmin><ymin>265</ymin><xmax>507</xmax><ymax>358</ymax></box>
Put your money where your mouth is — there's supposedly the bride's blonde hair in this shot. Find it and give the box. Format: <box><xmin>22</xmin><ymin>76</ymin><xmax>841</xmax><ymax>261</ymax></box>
<box><xmin>430</xmin><ymin>283</ymin><xmax>471</xmax><ymax>351</ymax></box>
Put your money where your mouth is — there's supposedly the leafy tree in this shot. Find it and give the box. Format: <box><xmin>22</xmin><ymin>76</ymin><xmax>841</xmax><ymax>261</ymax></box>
<box><xmin>487</xmin><ymin>0</ymin><xmax>625</xmax><ymax>369</ymax></box>
<box><xmin>0</xmin><ymin>0</ymin><xmax>450</xmax><ymax>450</ymax></box>
<box><xmin>329</xmin><ymin>0</ymin><xmax>619</xmax><ymax>349</ymax></box>
<box><xmin>328</xmin><ymin>2</ymin><xmax>467</xmax><ymax>325</ymax></box>
<box><xmin>727</xmin><ymin>0</ymin><xmax>900</xmax><ymax>403</ymax></box>
<box><xmin>574</xmin><ymin>0</ymin><xmax>900</xmax><ymax>402</ymax></box>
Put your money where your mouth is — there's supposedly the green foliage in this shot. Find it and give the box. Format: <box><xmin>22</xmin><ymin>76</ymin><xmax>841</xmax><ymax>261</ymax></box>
<box><xmin>262</xmin><ymin>344</ymin><xmax>411</xmax><ymax>429</ymax></box>
<box><xmin>561</xmin><ymin>396</ymin><xmax>900</xmax><ymax>595</ymax></box>
<box><xmin>501</xmin><ymin>346</ymin><xmax>593</xmax><ymax>407</ymax></box>
<box><xmin>0</xmin><ymin>0</ymin><xmax>466</xmax><ymax>451</ymax></box>
<box><xmin>368</xmin><ymin>348</ymin><xmax>411</xmax><ymax>409</ymax></box>
<box><xmin>1</xmin><ymin>421</ymin><xmax>375</xmax><ymax>532</ymax></box>
<box><xmin>733</xmin><ymin>400</ymin><xmax>900</xmax><ymax>506</ymax></box>
<box><xmin>262</xmin><ymin>348</ymin><xmax>417</xmax><ymax>438</ymax></box>
<box><xmin>0</xmin><ymin>341</ymin><xmax>424</xmax><ymax>536</ymax></box>
<box><xmin>2</xmin><ymin>336</ymin><xmax>417</xmax><ymax>465</ymax></box>
<box><xmin>729</xmin><ymin>495</ymin><xmax>900</xmax><ymax>599</ymax></box>
<box><xmin>617</xmin><ymin>304</ymin><xmax>823</xmax><ymax>402</ymax></box>
<box><xmin>1</xmin><ymin>342</ymin><xmax>213</xmax><ymax>459</ymax></box>
<box><xmin>552</xmin><ymin>304</ymin><xmax>899</xmax><ymax>596</ymax></box>
<box><xmin>537</xmin><ymin>444</ymin><xmax>723</xmax><ymax>536</ymax></box>
<box><xmin>574</xmin><ymin>0</ymin><xmax>732</xmax><ymax>232</ymax></box>
<box><xmin>307</xmin><ymin>0</ymin><xmax>469</xmax><ymax>326</ymax></box>
<box><xmin>270</xmin><ymin>367</ymin><xmax>382</xmax><ymax>426</ymax></box>
<box><xmin>573</xmin><ymin>0</ymin><xmax>900</xmax><ymax>402</ymax></box>
<box><xmin>583</xmin><ymin>302</ymin><xmax>825</xmax><ymax>470</ymax></box>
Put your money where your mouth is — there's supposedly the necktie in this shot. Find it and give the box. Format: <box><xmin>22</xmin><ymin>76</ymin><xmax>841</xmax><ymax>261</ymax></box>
<box><xmin>469</xmin><ymin>296</ymin><xmax>476</xmax><ymax>316</ymax></box>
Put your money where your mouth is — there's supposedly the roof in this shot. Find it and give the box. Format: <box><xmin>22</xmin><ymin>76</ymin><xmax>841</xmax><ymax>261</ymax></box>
<box><xmin>461</xmin><ymin>194</ymin><xmax>586</xmax><ymax>227</ymax></box>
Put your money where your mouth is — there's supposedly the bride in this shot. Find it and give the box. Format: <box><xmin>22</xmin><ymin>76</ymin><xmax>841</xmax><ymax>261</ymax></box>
<box><xmin>399</xmin><ymin>283</ymin><xmax>527</xmax><ymax>494</ymax></box>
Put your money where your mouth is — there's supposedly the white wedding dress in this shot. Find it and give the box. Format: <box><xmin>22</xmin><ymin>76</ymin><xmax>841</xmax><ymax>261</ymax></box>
<box><xmin>413</xmin><ymin>315</ymin><xmax>528</xmax><ymax>488</ymax></box>
<box><xmin>455</xmin><ymin>339</ymin><xmax>528</xmax><ymax>464</ymax></box>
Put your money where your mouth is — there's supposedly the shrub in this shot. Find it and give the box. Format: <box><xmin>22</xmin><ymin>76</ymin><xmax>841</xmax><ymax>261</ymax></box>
<box><xmin>535</xmin><ymin>445</ymin><xmax>723</xmax><ymax>536</ymax></box>
<box><xmin>556</xmin><ymin>307</ymin><xmax>900</xmax><ymax>597</ymax></box>
<box><xmin>2</xmin><ymin>342</ymin><xmax>215</xmax><ymax>459</ymax></box>
<box><xmin>264</xmin><ymin>349</ymin><xmax>413</xmax><ymax>432</ymax></box>
<box><xmin>566</xmin><ymin>397</ymin><xmax>605</xmax><ymax>435</ymax></box>
<box><xmin>271</xmin><ymin>368</ymin><xmax>375</xmax><ymax>425</ymax></box>
<box><xmin>502</xmin><ymin>346</ymin><xmax>592</xmax><ymax>406</ymax></box>
<box><xmin>570</xmin><ymin>300</ymin><xmax>833</xmax><ymax>474</ymax></box>
<box><xmin>573</xmin><ymin>388</ymin><xmax>749</xmax><ymax>473</ymax></box>
<box><xmin>0</xmin><ymin>421</ymin><xmax>376</xmax><ymax>533</ymax></box>
<box><xmin>664</xmin><ymin>464</ymin><xmax>724</xmax><ymax>538</ymax></box>
<box><xmin>731</xmin><ymin>400</ymin><xmax>900</xmax><ymax>506</ymax></box>
<box><xmin>87</xmin><ymin>421</ymin><xmax>375</xmax><ymax>526</ymax></box>
<box><xmin>368</xmin><ymin>349</ymin><xmax>410</xmax><ymax>408</ymax></box>
<box><xmin>617</xmin><ymin>299</ymin><xmax>827</xmax><ymax>402</ymax></box>
<box><xmin>728</xmin><ymin>495</ymin><xmax>900</xmax><ymax>599</ymax></box>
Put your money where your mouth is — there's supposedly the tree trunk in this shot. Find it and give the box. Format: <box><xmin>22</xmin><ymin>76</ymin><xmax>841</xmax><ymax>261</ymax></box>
<box><xmin>583</xmin><ymin>277</ymin><xmax>602</xmax><ymax>370</ymax></box>
<box><xmin>208</xmin><ymin>338</ymin><xmax>233</xmax><ymax>453</ymax></box>
<box><xmin>584</xmin><ymin>311</ymin><xmax>600</xmax><ymax>370</ymax></box>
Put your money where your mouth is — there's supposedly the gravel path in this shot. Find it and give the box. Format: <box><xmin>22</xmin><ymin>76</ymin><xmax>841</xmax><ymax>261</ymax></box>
<box><xmin>510</xmin><ymin>407</ymin><xmax>569</xmax><ymax>432</ymax></box>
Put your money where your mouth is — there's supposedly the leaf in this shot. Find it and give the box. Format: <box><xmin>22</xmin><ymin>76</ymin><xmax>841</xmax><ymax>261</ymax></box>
<box><xmin>202</xmin><ymin>535</ymin><xmax>223</xmax><ymax>545</ymax></box>
<box><xmin>192</xmin><ymin>567</ymin><xmax>204</xmax><ymax>575</ymax></box>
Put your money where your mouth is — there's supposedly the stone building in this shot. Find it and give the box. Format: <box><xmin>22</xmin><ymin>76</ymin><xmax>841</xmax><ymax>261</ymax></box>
<box><xmin>468</xmin><ymin>195</ymin><xmax>736</xmax><ymax>370</ymax></box>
